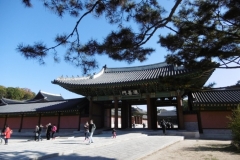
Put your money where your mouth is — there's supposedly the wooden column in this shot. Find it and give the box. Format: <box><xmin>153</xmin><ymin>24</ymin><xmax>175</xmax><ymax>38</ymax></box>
<box><xmin>38</xmin><ymin>113</ymin><xmax>42</xmax><ymax>126</ymax></box>
<box><xmin>177</xmin><ymin>93</ymin><xmax>184</xmax><ymax>129</ymax></box>
<box><xmin>152</xmin><ymin>101</ymin><xmax>157</xmax><ymax>130</ymax></box>
<box><xmin>4</xmin><ymin>115</ymin><xmax>8</xmax><ymax>127</ymax></box>
<box><xmin>147</xmin><ymin>95</ymin><xmax>152</xmax><ymax>129</ymax></box>
<box><xmin>188</xmin><ymin>92</ymin><xmax>193</xmax><ymax>111</ymax></box>
<box><xmin>78</xmin><ymin>110</ymin><xmax>81</xmax><ymax>131</ymax></box>
<box><xmin>109</xmin><ymin>109</ymin><xmax>112</xmax><ymax>128</ymax></box>
<box><xmin>121</xmin><ymin>100</ymin><xmax>127</xmax><ymax>129</ymax></box>
<box><xmin>121</xmin><ymin>104</ymin><xmax>124</xmax><ymax>128</ymax></box>
<box><xmin>197</xmin><ymin>111</ymin><xmax>203</xmax><ymax>133</ymax></box>
<box><xmin>57</xmin><ymin>112</ymin><xmax>61</xmax><ymax>133</ymax></box>
<box><xmin>18</xmin><ymin>114</ymin><xmax>24</xmax><ymax>132</ymax></box>
<box><xmin>89</xmin><ymin>97</ymin><xmax>93</xmax><ymax>120</ymax></box>
<box><xmin>128</xmin><ymin>103</ymin><xmax>132</xmax><ymax>128</ymax></box>
<box><xmin>114</xmin><ymin>97</ymin><xmax>118</xmax><ymax>129</ymax></box>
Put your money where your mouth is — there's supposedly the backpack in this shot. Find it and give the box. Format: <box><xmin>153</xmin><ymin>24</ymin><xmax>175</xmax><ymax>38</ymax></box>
<box><xmin>52</xmin><ymin>126</ymin><xmax>57</xmax><ymax>132</ymax></box>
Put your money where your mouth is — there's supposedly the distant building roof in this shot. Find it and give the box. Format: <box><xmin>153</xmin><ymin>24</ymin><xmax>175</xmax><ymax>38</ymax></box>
<box><xmin>0</xmin><ymin>91</ymin><xmax>64</xmax><ymax>105</ymax></box>
<box><xmin>29</xmin><ymin>90</ymin><xmax>64</xmax><ymax>102</ymax></box>
<box><xmin>157</xmin><ymin>110</ymin><xmax>177</xmax><ymax>117</ymax></box>
<box><xmin>0</xmin><ymin>98</ymin><xmax>88</xmax><ymax>114</ymax></box>
<box><xmin>211</xmin><ymin>85</ymin><xmax>240</xmax><ymax>90</ymax></box>
<box><xmin>132</xmin><ymin>107</ymin><xmax>147</xmax><ymax>115</ymax></box>
<box><xmin>0</xmin><ymin>98</ymin><xmax>25</xmax><ymax>105</ymax></box>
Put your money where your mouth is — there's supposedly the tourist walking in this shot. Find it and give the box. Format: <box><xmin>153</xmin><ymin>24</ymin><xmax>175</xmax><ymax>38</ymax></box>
<box><xmin>83</xmin><ymin>121</ymin><xmax>89</xmax><ymax>141</ymax></box>
<box><xmin>160</xmin><ymin>119</ymin><xmax>166</xmax><ymax>135</ymax></box>
<box><xmin>112</xmin><ymin>128</ymin><xmax>116</xmax><ymax>138</ymax></box>
<box><xmin>38</xmin><ymin>124</ymin><xmax>43</xmax><ymax>141</ymax></box>
<box><xmin>143</xmin><ymin>123</ymin><xmax>146</xmax><ymax>128</ymax></box>
<box><xmin>46</xmin><ymin>123</ymin><xmax>52</xmax><ymax>140</ymax></box>
<box><xmin>34</xmin><ymin>125</ymin><xmax>39</xmax><ymax>141</ymax></box>
<box><xmin>1</xmin><ymin>125</ymin><xmax>7</xmax><ymax>144</ymax></box>
<box><xmin>2</xmin><ymin>124</ymin><xmax>12</xmax><ymax>145</ymax></box>
<box><xmin>51</xmin><ymin>124</ymin><xmax>57</xmax><ymax>140</ymax></box>
<box><xmin>88</xmin><ymin>119</ymin><xmax>96</xmax><ymax>144</ymax></box>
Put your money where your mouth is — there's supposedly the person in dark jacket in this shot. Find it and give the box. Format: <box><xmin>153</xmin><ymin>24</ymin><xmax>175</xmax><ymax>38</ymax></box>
<box><xmin>83</xmin><ymin>121</ymin><xmax>89</xmax><ymax>141</ymax></box>
<box><xmin>160</xmin><ymin>119</ymin><xmax>166</xmax><ymax>135</ymax></box>
<box><xmin>88</xmin><ymin>120</ymin><xmax>96</xmax><ymax>144</ymax></box>
<box><xmin>46</xmin><ymin>123</ymin><xmax>52</xmax><ymax>140</ymax></box>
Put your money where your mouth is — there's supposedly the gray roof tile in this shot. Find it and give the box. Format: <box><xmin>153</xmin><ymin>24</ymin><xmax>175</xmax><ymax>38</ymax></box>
<box><xmin>192</xmin><ymin>90</ymin><xmax>240</xmax><ymax>104</ymax></box>
<box><xmin>0</xmin><ymin>98</ymin><xmax>88</xmax><ymax>114</ymax></box>
<box><xmin>53</xmin><ymin>62</ymin><xmax>190</xmax><ymax>86</ymax></box>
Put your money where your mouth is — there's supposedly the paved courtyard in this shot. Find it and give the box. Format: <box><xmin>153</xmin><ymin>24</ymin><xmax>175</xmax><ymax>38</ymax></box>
<box><xmin>0</xmin><ymin>130</ymin><xmax>183</xmax><ymax>160</ymax></box>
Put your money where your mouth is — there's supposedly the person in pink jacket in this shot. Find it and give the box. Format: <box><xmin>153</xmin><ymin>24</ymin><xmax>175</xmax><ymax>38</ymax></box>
<box><xmin>3</xmin><ymin>124</ymin><xmax>12</xmax><ymax>145</ymax></box>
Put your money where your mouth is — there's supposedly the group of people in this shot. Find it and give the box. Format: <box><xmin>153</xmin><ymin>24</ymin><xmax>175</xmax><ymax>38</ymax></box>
<box><xmin>83</xmin><ymin>119</ymin><xmax>96</xmax><ymax>144</ymax></box>
<box><xmin>1</xmin><ymin>124</ymin><xmax>12</xmax><ymax>145</ymax></box>
<box><xmin>159</xmin><ymin>119</ymin><xmax>174</xmax><ymax>135</ymax></box>
<box><xmin>34</xmin><ymin>123</ymin><xmax>57</xmax><ymax>141</ymax></box>
<box><xmin>84</xmin><ymin>120</ymin><xmax>116</xmax><ymax>142</ymax></box>
<box><xmin>2</xmin><ymin>120</ymin><xmax>119</xmax><ymax>145</ymax></box>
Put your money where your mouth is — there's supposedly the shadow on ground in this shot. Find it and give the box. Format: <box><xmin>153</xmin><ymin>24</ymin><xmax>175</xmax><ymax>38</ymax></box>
<box><xmin>184</xmin><ymin>143</ymin><xmax>240</xmax><ymax>155</ymax></box>
<box><xmin>49</xmin><ymin>153</ymin><xmax>116</xmax><ymax>160</ymax></box>
<box><xmin>0</xmin><ymin>150</ymin><xmax>116</xmax><ymax>160</ymax></box>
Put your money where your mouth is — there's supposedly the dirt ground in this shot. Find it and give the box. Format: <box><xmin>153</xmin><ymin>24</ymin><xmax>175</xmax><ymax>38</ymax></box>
<box><xmin>140</xmin><ymin>139</ymin><xmax>240</xmax><ymax>160</ymax></box>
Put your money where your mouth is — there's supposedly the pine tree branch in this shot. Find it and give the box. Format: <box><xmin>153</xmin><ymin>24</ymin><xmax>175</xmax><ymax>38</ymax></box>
<box><xmin>45</xmin><ymin>0</ymin><xmax>100</xmax><ymax>52</ymax></box>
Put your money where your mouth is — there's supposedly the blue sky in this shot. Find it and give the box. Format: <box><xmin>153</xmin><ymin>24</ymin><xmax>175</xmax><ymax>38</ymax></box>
<box><xmin>1</xmin><ymin>0</ymin><xmax>239</xmax><ymax>100</ymax></box>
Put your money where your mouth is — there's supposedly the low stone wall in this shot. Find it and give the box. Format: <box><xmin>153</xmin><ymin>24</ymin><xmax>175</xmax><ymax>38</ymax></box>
<box><xmin>200</xmin><ymin>129</ymin><xmax>232</xmax><ymax>140</ymax></box>
<box><xmin>184</xmin><ymin>122</ymin><xmax>198</xmax><ymax>131</ymax></box>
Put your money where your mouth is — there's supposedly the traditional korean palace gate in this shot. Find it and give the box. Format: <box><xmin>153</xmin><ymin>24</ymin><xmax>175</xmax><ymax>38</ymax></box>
<box><xmin>53</xmin><ymin>62</ymin><xmax>215</xmax><ymax>130</ymax></box>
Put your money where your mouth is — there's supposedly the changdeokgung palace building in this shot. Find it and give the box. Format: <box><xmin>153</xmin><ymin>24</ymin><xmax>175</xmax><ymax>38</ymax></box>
<box><xmin>0</xmin><ymin>62</ymin><xmax>240</xmax><ymax>133</ymax></box>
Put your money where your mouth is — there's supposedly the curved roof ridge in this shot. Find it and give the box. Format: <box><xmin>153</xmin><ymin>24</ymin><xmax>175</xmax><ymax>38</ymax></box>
<box><xmin>55</xmin><ymin>75</ymin><xmax>91</xmax><ymax>81</ymax></box>
<box><xmin>1</xmin><ymin>97</ymin><xmax>26</xmax><ymax>104</ymax></box>
<box><xmin>105</xmin><ymin>62</ymin><xmax>169</xmax><ymax>72</ymax></box>
<box><xmin>39</xmin><ymin>90</ymin><xmax>62</xmax><ymax>97</ymax></box>
<box><xmin>92</xmin><ymin>68</ymin><xmax>105</xmax><ymax>79</ymax></box>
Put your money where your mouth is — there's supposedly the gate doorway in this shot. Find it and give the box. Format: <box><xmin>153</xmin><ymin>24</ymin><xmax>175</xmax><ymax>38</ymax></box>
<box><xmin>157</xmin><ymin>106</ymin><xmax>178</xmax><ymax>129</ymax></box>
<box><xmin>131</xmin><ymin>105</ymin><xmax>148</xmax><ymax>128</ymax></box>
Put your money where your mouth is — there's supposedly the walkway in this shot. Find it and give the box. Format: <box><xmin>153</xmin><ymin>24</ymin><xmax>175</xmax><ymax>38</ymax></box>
<box><xmin>0</xmin><ymin>130</ymin><xmax>184</xmax><ymax>160</ymax></box>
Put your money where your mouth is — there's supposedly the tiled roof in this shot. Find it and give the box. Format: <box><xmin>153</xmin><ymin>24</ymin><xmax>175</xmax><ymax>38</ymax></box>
<box><xmin>192</xmin><ymin>90</ymin><xmax>240</xmax><ymax>104</ymax></box>
<box><xmin>0</xmin><ymin>98</ymin><xmax>88</xmax><ymax>114</ymax></box>
<box><xmin>30</xmin><ymin>90</ymin><xmax>64</xmax><ymax>101</ymax></box>
<box><xmin>132</xmin><ymin>107</ymin><xmax>147</xmax><ymax>115</ymax></box>
<box><xmin>0</xmin><ymin>98</ymin><xmax>25</xmax><ymax>105</ymax></box>
<box><xmin>157</xmin><ymin>110</ymin><xmax>177</xmax><ymax>117</ymax></box>
<box><xmin>0</xmin><ymin>91</ymin><xmax>64</xmax><ymax>105</ymax></box>
<box><xmin>52</xmin><ymin>62</ymin><xmax>190</xmax><ymax>86</ymax></box>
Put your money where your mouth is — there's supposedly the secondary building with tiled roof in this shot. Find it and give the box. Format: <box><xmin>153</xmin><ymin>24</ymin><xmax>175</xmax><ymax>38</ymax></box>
<box><xmin>0</xmin><ymin>90</ymin><xmax>64</xmax><ymax>106</ymax></box>
<box><xmin>0</xmin><ymin>94</ymin><xmax>89</xmax><ymax>132</ymax></box>
<box><xmin>191</xmin><ymin>90</ymin><xmax>240</xmax><ymax>110</ymax></box>
<box><xmin>0</xmin><ymin>98</ymin><xmax>88</xmax><ymax>114</ymax></box>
